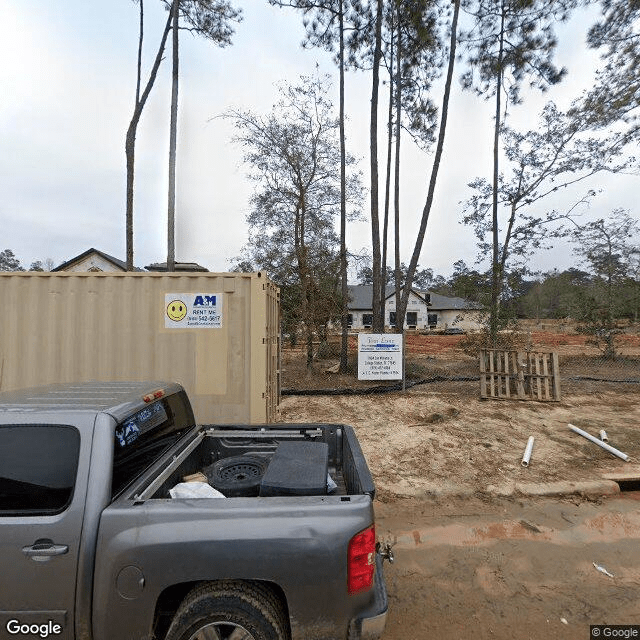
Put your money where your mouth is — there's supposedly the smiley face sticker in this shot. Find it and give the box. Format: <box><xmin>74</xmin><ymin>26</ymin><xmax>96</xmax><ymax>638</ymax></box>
<box><xmin>166</xmin><ymin>299</ymin><xmax>187</xmax><ymax>322</ymax></box>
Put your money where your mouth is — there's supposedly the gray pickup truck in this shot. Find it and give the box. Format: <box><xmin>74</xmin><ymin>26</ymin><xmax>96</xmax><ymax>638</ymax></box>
<box><xmin>0</xmin><ymin>381</ymin><xmax>388</xmax><ymax>640</ymax></box>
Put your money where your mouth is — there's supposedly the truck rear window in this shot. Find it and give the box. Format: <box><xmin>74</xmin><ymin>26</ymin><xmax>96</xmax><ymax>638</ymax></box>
<box><xmin>0</xmin><ymin>425</ymin><xmax>80</xmax><ymax>515</ymax></box>
<box><xmin>111</xmin><ymin>390</ymin><xmax>194</xmax><ymax>499</ymax></box>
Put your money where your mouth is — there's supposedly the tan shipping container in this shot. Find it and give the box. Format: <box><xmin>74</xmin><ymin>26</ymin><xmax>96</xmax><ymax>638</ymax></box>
<box><xmin>0</xmin><ymin>272</ymin><xmax>280</xmax><ymax>423</ymax></box>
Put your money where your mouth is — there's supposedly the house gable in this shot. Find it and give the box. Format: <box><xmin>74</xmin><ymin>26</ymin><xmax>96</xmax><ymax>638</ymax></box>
<box><xmin>53</xmin><ymin>248</ymin><xmax>131</xmax><ymax>272</ymax></box>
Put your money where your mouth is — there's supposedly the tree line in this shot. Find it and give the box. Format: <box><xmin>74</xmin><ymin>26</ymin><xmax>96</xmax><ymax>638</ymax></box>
<box><xmin>0</xmin><ymin>250</ymin><xmax>54</xmax><ymax>273</ymax></box>
<box><xmin>428</xmin><ymin>209</ymin><xmax>640</xmax><ymax>358</ymax></box>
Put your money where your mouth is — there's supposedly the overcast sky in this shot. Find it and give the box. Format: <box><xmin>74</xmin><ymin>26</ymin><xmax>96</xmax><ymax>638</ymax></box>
<box><xmin>2</xmin><ymin>1</ymin><xmax>637</xmax><ymax>277</ymax></box>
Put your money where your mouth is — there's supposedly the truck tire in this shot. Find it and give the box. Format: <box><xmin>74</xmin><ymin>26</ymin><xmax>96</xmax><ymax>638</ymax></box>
<box><xmin>204</xmin><ymin>455</ymin><xmax>269</xmax><ymax>497</ymax></box>
<box><xmin>165</xmin><ymin>581</ymin><xmax>288</xmax><ymax>640</ymax></box>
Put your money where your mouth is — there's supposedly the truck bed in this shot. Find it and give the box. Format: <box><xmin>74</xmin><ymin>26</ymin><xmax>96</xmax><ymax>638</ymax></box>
<box><xmin>133</xmin><ymin>423</ymin><xmax>375</xmax><ymax>502</ymax></box>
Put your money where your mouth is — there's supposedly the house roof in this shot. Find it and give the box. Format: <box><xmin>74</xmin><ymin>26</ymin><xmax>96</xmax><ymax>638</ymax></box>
<box><xmin>145</xmin><ymin>261</ymin><xmax>209</xmax><ymax>272</ymax></box>
<box><xmin>53</xmin><ymin>248</ymin><xmax>144</xmax><ymax>272</ymax></box>
<box><xmin>348</xmin><ymin>284</ymin><xmax>386</xmax><ymax>310</ymax></box>
<box><xmin>347</xmin><ymin>284</ymin><xmax>481</xmax><ymax>311</ymax></box>
<box><xmin>410</xmin><ymin>290</ymin><xmax>481</xmax><ymax>311</ymax></box>
<box><xmin>52</xmin><ymin>249</ymin><xmax>209</xmax><ymax>273</ymax></box>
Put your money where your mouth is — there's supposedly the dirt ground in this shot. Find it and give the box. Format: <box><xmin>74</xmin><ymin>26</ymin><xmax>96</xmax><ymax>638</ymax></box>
<box><xmin>376</xmin><ymin>493</ymin><xmax>640</xmax><ymax>639</ymax></box>
<box><xmin>280</xmin><ymin>376</ymin><xmax>640</xmax><ymax>502</ymax></box>
<box><xmin>280</xmin><ymin>335</ymin><xmax>640</xmax><ymax>499</ymax></box>
<box><xmin>280</xmin><ymin>385</ymin><xmax>640</xmax><ymax>499</ymax></box>
<box><xmin>279</xmin><ymin>333</ymin><xmax>640</xmax><ymax>638</ymax></box>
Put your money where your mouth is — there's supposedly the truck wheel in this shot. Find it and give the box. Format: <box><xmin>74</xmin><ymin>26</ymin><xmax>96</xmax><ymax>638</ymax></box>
<box><xmin>165</xmin><ymin>581</ymin><xmax>288</xmax><ymax>640</ymax></box>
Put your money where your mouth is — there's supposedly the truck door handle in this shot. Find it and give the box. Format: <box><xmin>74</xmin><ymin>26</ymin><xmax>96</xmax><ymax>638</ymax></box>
<box><xmin>22</xmin><ymin>539</ymin><xmax>69</xmax><ymax>562</ymax></box>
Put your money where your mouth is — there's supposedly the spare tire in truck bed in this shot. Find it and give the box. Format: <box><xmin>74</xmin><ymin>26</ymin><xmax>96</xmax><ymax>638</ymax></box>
<box><xmin>204</xmin><ymin>455</ymin><xmax>270</xmax><ymax>497</ymax></box>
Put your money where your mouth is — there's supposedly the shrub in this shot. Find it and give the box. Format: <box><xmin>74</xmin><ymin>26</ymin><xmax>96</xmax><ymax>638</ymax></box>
<box><xmin>458</xmin><ymin>327</ymin><xmax>531</xmax><ymax>357</ymax></box>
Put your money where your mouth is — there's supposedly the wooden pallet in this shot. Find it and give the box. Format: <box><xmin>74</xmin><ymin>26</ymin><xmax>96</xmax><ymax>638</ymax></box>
<box><xmin>480</xmin><ymin>350</ymin><xmax>561</xmax><ymax>402</ymax></box>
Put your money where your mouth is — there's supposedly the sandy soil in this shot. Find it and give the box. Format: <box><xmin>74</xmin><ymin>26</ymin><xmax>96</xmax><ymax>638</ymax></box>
<box><xmin>280</xmin><ymin>387</ymin><xmax>640</xmax><ymax>500</ymax></box>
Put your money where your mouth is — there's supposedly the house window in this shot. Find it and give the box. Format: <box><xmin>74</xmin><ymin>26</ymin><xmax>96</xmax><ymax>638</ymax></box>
<box><xmin>362</xmin><ymin>314</ymin><xmax>373</xmax><ymax>328</ymax></box>
<box><xmin>428</xmin><ymin>313</ymin><xmax>438</xmax><ymax>327</ymax></box>
<box><xmin>389</xmin><ymin>311</ymin><xmax>396</xmax><ymax>327</ymax></box>
<box><xmin>406</xmin><ymin>312</ymin><xmax>418</xmax><ymax>328</ymax></box>
<box><xmin>347</xmin><ymin>314</ymin><xmax>353</xmax><ymax>328</ymax></box>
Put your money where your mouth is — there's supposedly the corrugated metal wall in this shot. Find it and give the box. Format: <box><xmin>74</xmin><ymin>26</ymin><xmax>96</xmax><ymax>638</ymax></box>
<box><xmin>263</xmin><ymin>279</ymin><xmax>281</xmax><ymax>422</ymax></box>
<box><xmin>0</xmin><ymin>272</ymin><xmax>280</xmax><ymax>423</ymax></box>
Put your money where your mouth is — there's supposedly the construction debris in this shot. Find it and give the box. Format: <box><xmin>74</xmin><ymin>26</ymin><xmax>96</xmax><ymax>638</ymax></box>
<box><xmin>593</xmin><ymin>562</ymin><xmax>615</xmax><ymax>578</ymax></box>
<box><xmin>521</xmin><ymin>436</ymin><xmax>535</xmax><ymax>467</ymax></box>
<box><xmin>568</xmin><ymin>424</ymin><xmax>629</xmax><ymax>462</ymax></box>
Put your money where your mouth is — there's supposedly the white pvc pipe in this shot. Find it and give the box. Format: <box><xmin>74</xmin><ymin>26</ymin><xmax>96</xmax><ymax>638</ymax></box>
<box><xmin>521</xmin><ymin>436</ymin><xmax>535</xmax><ymax>467</ymax></box>
<box><xmin>568</xmin><ymin>424</ymin><xmax>629</xmax><ymax>462</ymax></box>
<box><xmin>600</xmin><ymin>429</ymin><xmax>609</xmax><ymax>443</ymax></box>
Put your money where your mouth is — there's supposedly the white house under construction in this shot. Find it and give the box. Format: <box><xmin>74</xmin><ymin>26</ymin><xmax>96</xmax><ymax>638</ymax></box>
<box><xmin>347</xmin><ymin>284</ymin><xmax>483</xmax><ymax>332</ymax></box>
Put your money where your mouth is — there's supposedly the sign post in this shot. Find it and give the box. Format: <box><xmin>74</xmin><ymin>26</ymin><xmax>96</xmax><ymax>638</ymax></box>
<box><xmin>357</xmin><ymin>333</ymin><xmax>403</xmax><ymax>381</ymax></box>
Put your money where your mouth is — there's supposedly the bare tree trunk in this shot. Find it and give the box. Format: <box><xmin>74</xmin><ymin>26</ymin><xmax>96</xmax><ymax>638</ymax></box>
<box><xmin>393</xmin><ymin>7</ymin><xmax>402</xmax><ymax>330</ymax></box>
<box><xmin>489</xmin><ymin>4</ymin><xmax>506</xmax><ymax>345</ymax></box>
<box><xmin>127</xmin><ymin>0</ymin><xmax>143</xmax><ymax>273</ymax></box>
<box><xmin>339</xmin><ymin>0</ymin><xmax>350</xmax><ymax>371</ymax></box>
<box><xmin>125</xmin><ymin>138</ymin><xmax>137</xmax><ymax>271</ymax></box>
<box><xmin>381</xmin><ymin>25</ymin><xmax>394</xmax><ymax>326</ymax></box>
<box><xmin>294</xmin><ymin>200</ymin><xmax>315</xmax><ymax>370</ymax></box>
<box><xmin>306</xmin><ymin>331</ymin><xmax>314</xmax><ymax>369</ymax></box>
<box><xmin>397</xmin><ymin>0</ymin><xmax>460</xmax><ymax>330</ymax></box>
<box><xmin>125</xmin><ymin>7</ymin><xmax>172</xmax><ymax>271</ymax></box>
<box><xmin>136</xmin><ymin>0</ymin><xmax>144</xmax><ymax>105</ymax></box>
<box><xmin>167</xmin><ymin>0</ymin><xmax>179</xmax><ymax>272</ymax></box>
<box><xmin>369</xmin><ymin>0</ymin><xmax>384</xmax><ymax>334</ymax></box>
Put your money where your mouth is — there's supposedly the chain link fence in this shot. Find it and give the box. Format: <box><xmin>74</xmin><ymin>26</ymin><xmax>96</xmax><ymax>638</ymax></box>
<box><xmin>281</xmin><ymin>323</ymin><xmax>640</xmax><ymax>398</ymax></box>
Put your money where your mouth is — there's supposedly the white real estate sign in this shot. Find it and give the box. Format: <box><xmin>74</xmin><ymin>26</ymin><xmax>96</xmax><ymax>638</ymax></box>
<box><xmin>358</xmin><ymin>333</ymin><xmax>403</xmax><ymax>380</ymax></box>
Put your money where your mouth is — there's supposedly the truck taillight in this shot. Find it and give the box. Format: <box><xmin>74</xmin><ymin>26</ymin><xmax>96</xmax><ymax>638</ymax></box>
<box><xmin>348</xmin><ymin>525</ymin><xmax>376</xmax><ymax>594</ymax></box>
